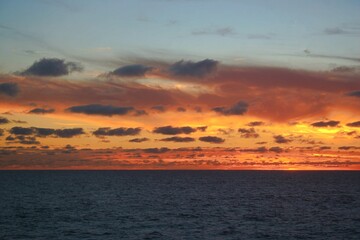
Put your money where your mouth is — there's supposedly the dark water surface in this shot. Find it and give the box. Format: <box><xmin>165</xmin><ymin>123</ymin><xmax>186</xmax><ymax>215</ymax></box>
<box><xmin>0</xmin><ymin>171</ymin><xmax>359</xmax><ymax>239</ymax></box>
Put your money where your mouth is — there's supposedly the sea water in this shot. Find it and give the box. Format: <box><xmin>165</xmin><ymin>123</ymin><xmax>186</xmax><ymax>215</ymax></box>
<box><xmin>1</xmin><ymin>171</ymin><xmax>359</xmax><ymax>239</ymax></box>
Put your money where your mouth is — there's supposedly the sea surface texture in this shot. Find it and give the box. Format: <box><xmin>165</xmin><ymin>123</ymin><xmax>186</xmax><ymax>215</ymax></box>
<box><xmin>0</xmin><ymin>171</ymin><xmax>359</xmax><ymax>239</ymax></box>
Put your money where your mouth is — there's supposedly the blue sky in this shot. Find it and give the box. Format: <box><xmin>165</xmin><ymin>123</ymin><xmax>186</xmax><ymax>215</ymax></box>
<box><xmin>1</xmin><ymin>0</ymin><xmax>360</xmax><ymax>74</ymax></box>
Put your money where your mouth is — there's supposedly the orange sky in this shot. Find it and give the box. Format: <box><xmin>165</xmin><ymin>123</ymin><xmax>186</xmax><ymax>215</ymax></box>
<box><xmin>1</xmin><ymin>61</ymin><xmax>360</xmax><ymax>170</ymax></box>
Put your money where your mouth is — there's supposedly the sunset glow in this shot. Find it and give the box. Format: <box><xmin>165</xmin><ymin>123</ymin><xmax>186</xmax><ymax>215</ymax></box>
<box><xmin>0</xmin><ymin>0</ymin><xmax>359</xmax><ymax>170</ymax></box>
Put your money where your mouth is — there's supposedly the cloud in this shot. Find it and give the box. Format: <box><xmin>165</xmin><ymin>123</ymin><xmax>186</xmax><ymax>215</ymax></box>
<box><xmin>54</xmin><ymin>128</ymin><xmax>84</xmax><ymax>138</ymax></box>
<box><xmin>67</xmin><ymin>104</ymin><xmax>136</xmax><ymax>116</ymax></box>
<box><xmin>169</xmin><ymin>59</ymin><xmax>218</xmax><ymax>78</ymax></box>
<box><xmin>273</xmin><ymin>135</ymin><xmax>292</xmax><ymax>144</ymax></box>
<box><xmin>111</xmin><ymin>64</ymin><xmax>153</xmax><ymax>77</ymax></box>
<box><xmin>311</xmin><ymin>121</ymin><xmax>340</xmax><ymax>127</ymax></box>
<box><xmin>153</xmin><ymin>125</ymin><xmax>198</xmax><ymax>135</ymax></box>
<box><xmin>246</xmin><ymin>121</ymin><xmax>265</xmax><ymax>127</ymax></box>
<box><xmin>331</xmin><ymin>66</ymin><xmax>357</xmax><ymax>73</ymax></box>
<box><xmin>28</xmin><ymin>108</ymin><xmax>55</xmax><ymax>114</ymax></box>
<box><xmin>238</xmin><ymin>128</ymin><xmax>259</xmax><ymax>138</ymax></box>
<box><xmin>338</xmin><ymin>146</ymin><xmax>360</xmax><ymax>150</ymax></box>
<box><xmin>269</xmin><ymin>146</ymin><xmax>283</xmax><ymax>153</ymax></box>
<box><xmin>20</xmin><ymin>58</ymin><xmax>83</xmax><ymax>77</ymax></box>
<box><xmin>199</xmin><ymin>136</ymin><xmax>225</xmax><ymax>144</ymax></box>
<box><xmin>347</xmin><ymin>121</ymin><xmax>360</xmax><ymax>127</ymax></box>
<box><xmin>35</xmin><ymin>128</ymin><xmax>56</xmax><ymax>137</ymax></box>
<box><xmin>93</xmin><ymin>127</ymin><xmax>141</xmax><ymax>137</ymax></box>
<box><xmin>10</xmin><ymin>127</ymin><xmax>34</xmax><ymax>135</ymax></box>
<box><xmin>213</xmin><ymin>101</ymin><xmax>248</xmax><ymax>116</ymax></box>
<box><xmin>143</xmin><ymin>147</ymin><xmax>170</xmax><ymax>154</ymax></box>
<box><xmin>346</xmin><ymin>91</ymin><xmax>360</xmax><ymax>98</ymax></box>
<box><xmin>160</xmin><ymin>136</ymin><xmax>195</xmax><ymax>142</ymax></box>
<box><xmin>0</xmin><ymin>129</ymin><xmax>4</xmax><ymax>136</ymax></box>
<box><xmin>324</xmin><ymin>27</ymin><xmax>348</xmax><ymax>35</ymax></box>
<box><xmin>129</xmin><ymin>137</ymin><xmax>149</xmax><ymax>143</ymax></box>
<box><xmin>197</xmin><ymin>126</ymin><xmax>207</xmax><ymax>132</ymax></box>
<box><xmin>6</xmin><ymin>135</ymin><xmax>40</xmax><ymax>145</ymax></box>
<box><xmin>151</xmin><ymin>105</ymin><xmax>166</xmax><ymax>112</ymax></box>
<box><xmin>192</xmin><ymin>27</ymin><xmax>236</xmax><ymax>37</ymax></box>
<box><xmin>0</xmin><ymin>117</ymin><xmax>10</xmax><ymax>124</ymax></box>
<box><xmin>9</xmin><ymin>126</ymin><xmax>84</xmax><ymax>138</ymax></box>
<box><xmin>0</xmin><ymin>82</ymin><xmax>19</xmax><ymax>97</ymax></box>
<box><xmin>176</xmin><ymin>107</ymin><xmax>186</xmax><ymax>112</ymax></box>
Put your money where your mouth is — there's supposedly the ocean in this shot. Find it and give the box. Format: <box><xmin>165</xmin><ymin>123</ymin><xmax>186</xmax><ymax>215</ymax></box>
<box><xmin>0</xmin><ymin>171</ymin><xmax>359</xmax><ymax>239</ymax></box>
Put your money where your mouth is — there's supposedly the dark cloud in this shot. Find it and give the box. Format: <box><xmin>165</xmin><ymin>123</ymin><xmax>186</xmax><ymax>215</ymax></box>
<box><xmin>273</xmin><ymin>135</ymin><xmax>292</xmax><ymax>144</ymax></box>
<box><xmin>129</xmin><ymin>137</ymin><xmax>149</xmax><ymax>143</ymax></box>
<box><xmin>338</xmin><ymin>146</ymin><xmax>359</xmax><ymax>150</ymax></box>
<box><xmin>247</xmin><ymin>121</ymin><xmax>265</xmax><ymax>127</ymax></box>
<box><xmin>20</xmin><ymin>58</ymin><xmax>83</xmax><ymax>77</ymax></box>
<box><xmin>153</xmin><ymin>125</ymin><xmax>198</xmax><ymax>135</ymax></box>
<box><xmin>0</xmin><ymin>82</ymin><xmax>19</xmax><ymax>97</ymax></box>
<box><xmin>151</xmin><ymin>105</ymin><xmax>166</xmax><ymax>112</ymax></box>
<box><xmin>67</xmin><ymin>104</ymin><xmax>135</xmax><ymax>116</ymax></box>
<box><xmin>54</xmin><ymin>128</ymin><xmax>84</xmax><ymax>138</ymax></box>
<box><xmin>17</xmin><ymin>136</ymin><xmax>39</xmax><ymax>145</ymax></box>
<box><xmin>238</xmin><ymin>128</ymin><xmax>259</xmax><ymax>138</ymax></box>
<box><xmin>111</xmin><ymin>64</ymin><xmax>153</xmax><ymax>77</ymax></box>
<box><xmin>0</xmin><ymin>117</ymin><xmax>10</xmax><ymax>124</ymax></box>
<box><xmin>35</xmin><ymin>128</ymin><xmax>56</xmax><ymax>137</ymax></box>
<box><xmin>346</xmin><ymin>121</ymin><xmax>360</xmax><ymax>127</ymax></box>
<box><xmin>176</xmin><ymin>107</ymin><xmax>186</xmax><ymax>112</ymax></box>
<box><xmin>346</xmin><ymin>91</ymin><xmax>360</xmax><ymax>98</ymax></box>
<box><xmin>93</xmin><ymin>127</ymin><xmax>141</xmax><ymax>137</ymax></box>
<box><xmin>143</xmin><ymin>147</ymin><xmax>170</xmax><ymax>154</ymax></box>
<box><xmin>28</xmin><ymin>108</ymin><xmax>55</xmax><ymax>114</ymax></box>
<box><xmin>311</xmin><ymin>120</ymin><xmax>340</xmax><ymax>127</ymax></box>
<box><xmin>10</xmin><ymin>127</ymin><xmax>34</xmax><ymax>135</ymax></box>
<box><xmin>160</xmin><ymin>136</ymin><xmax>195</xmax><ymax>142</ymax></box>
<box><xmin>6</xmin><ymin>135</ymin><xmax>40</xmax><ymax>145</ymax></box>
<box><xmin>269</xmin><ymin>146</ymin><xmax>283</xmax><ymax>153</ymax></box>
<box><xmin>9</xmin><ymin>126</ymin><xmax>84</xmax><ymax>138</ymax></box>
<box><xmin>0</xmin><ymin>129</ymin><xmax>4</xmax><ymax>136</ymax></box>
<box><xmin>213</xmin><ymin>101</ymin><xmax>248</xmax><ymax>116</ymax></box>
<box><xmin>169</xmin><ymin>59</ymin><xmax>218</xmax><ymax>78</ymax></box>
<box><xmin>199</xmin><ymin>136</ymin><xmax>225</xmax><ymax>144</ymax></box>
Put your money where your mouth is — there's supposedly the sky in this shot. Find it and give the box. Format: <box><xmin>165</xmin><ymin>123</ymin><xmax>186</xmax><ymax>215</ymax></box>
<box><xmin>0</xmin><ymin>0</ymin><xmax>359</xmax><ymax>170</ymax></box>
